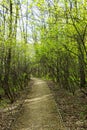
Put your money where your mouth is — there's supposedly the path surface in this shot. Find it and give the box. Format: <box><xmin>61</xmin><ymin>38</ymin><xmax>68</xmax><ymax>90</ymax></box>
<box><xmin>11</xmin><ymin>78</ymin><xmax>66</xmax><ymax>130</ymax></box>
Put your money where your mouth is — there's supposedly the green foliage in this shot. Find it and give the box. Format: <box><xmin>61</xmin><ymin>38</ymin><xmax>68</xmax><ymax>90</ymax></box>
<box><xmin>0</xmin><ymin>38</ymin><xmax>31</xmax><ymax>102</ymax></box>
<box><xmin>31</xmin><ymin>0</ymin><xmax>87</xmax><ymax>93</ymax></box>
<box><xmin>0</xmin><ymin>0</ymin><xmax>87</xmax><ymax>103</ymax></box>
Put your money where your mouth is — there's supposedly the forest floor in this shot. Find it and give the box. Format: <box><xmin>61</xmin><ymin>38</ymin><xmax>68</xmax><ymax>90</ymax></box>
<box><xmin>0</xmin><ymin>80</ymin><xmax>33</xmax><ymax>130</ymax></box>
<box><xmin>47</xmin><ymin>81</ymin><xmax>87</xmax><ymax>130</ymax></box>
<box><xmin>0</xmin><ymin>78</ymin><xmax>66</xmax><ymax>130</ymax></box>
<box><xmin>10</xmin><ymin>78</ymin><xmax>66</xmax><ymax>130</ymax></box>
<box><xmin>0</xmin><ymin>78</ymin><xmax>87</xmax><ymax>130</ymax></box>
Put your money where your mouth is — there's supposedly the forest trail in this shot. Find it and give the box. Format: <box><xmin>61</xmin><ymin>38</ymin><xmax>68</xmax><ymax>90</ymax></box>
<box><xmin>11</xmin><ymin>78</ymin><xmax>66</xmax><ymax>130</ymax></box>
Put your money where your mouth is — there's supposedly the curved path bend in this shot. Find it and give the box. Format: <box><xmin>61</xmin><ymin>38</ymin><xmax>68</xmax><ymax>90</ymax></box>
<box><xmin>11</xmin><ymin>78</ymin><xmax>66</xmax><ymax>130</ymax></box>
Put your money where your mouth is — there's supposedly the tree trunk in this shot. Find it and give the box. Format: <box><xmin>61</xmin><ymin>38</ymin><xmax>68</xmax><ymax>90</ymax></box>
<box><xmin>77</xmin><ymin>39</ymin><xmax>86</xmax><ymax>88</ymax></box>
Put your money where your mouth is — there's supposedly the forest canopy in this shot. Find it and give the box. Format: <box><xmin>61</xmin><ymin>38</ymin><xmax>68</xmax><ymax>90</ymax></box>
<box><xmin>0</xmin><ymin>0</ymin><xmax>87</xmax><ymax>103</ymax></box>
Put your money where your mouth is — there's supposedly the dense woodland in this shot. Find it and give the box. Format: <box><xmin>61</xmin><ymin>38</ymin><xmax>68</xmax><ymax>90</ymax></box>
<box><xmin>0</xmin><ymin>0</ymin><xmax>87</xmax><ymax>103</ymax></box>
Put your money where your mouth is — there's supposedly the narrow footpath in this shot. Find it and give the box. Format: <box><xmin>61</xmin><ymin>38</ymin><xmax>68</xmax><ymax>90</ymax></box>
<box><xmin>11</xmin><ymin>78</ymin><xmax>67</xmax><ymax>130</ymax></box>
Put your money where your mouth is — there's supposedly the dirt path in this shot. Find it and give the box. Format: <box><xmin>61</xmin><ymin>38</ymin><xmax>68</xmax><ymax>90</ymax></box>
<box><xmin>11</xmin><ymin>78</ymin><xmax>67</xmax><ymax>130</ymax></box>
